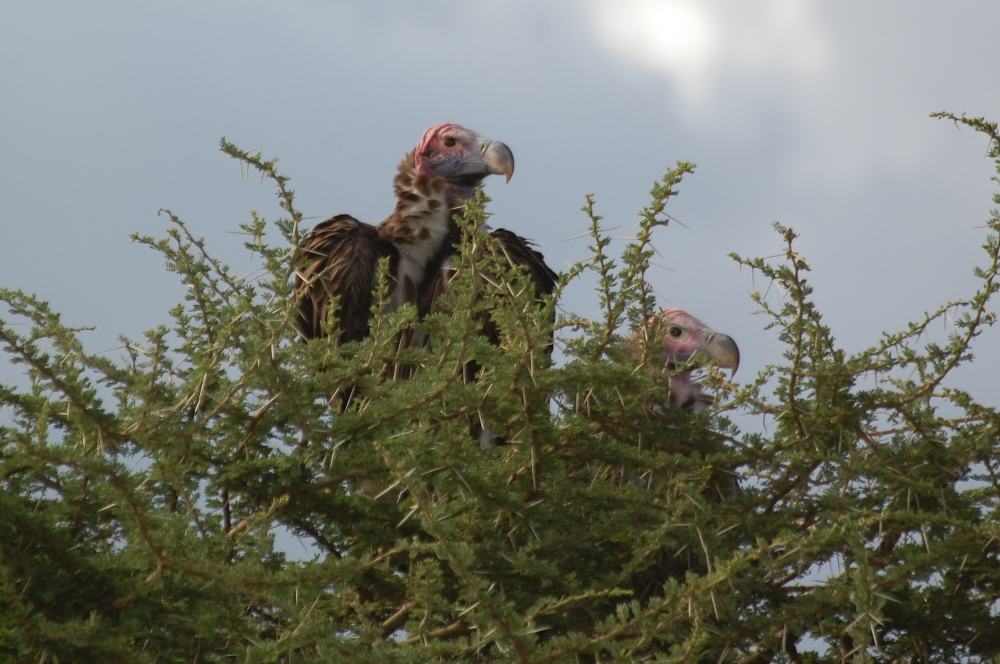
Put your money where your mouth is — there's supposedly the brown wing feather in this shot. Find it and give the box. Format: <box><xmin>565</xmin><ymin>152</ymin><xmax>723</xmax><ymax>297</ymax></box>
<box><xmin>485</xmin><ymin>228</ymin><xmax>558</xmax><ymax>347</ymax></box>
<box><xmin>419</xmin><ymin>226</ymin><xmax>557</xmax><ymax>348</ymax></box>
<box><xmin>294</xmin><ymin>214</ymin><xmax>395</xmax><ymax>342</ymax></box>
<box><xmin>489</xmin><ymin>228</ymin><xmax>558</xmax><ymax>299</ymax></box>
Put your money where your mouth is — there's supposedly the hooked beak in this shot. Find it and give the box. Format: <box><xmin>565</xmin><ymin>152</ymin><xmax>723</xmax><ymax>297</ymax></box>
<box><xmin>701</xmin><ymin>331</ymin><xmax>740</xmax><ymax>376</ymax></box>
<box><xmin>477</xmin><ymin>138</ymin><xmax>515</xmax><ymax>183</ymax></box>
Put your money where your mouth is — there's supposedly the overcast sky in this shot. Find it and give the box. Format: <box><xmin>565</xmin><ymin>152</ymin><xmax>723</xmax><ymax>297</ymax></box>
<box><xmin>2</xmin><ymin>1</ymin><xmax>998</xmax><ymax>404</ymax></box>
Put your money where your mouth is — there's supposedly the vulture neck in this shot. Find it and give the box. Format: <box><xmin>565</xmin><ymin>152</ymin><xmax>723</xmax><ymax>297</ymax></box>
<box><xmin>669</xmin><ymin>370</ymin><xmax>710</xmax><ymax>413</ymax></box>
<box><xmin>443</xmin><ymin>179</ymin><xmax>485</xmax><ymax>206</ymax></box>
<box><xmin>377</xmin><ymin>153</ymin><xmax>471</xmax><ymax>311</ymax></box>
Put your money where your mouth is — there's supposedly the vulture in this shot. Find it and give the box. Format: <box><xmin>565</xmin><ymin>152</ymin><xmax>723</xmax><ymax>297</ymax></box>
<box><xmin>635</xmin><ymin>308</ymin><xmax>740</xmax><ymax>413</ymax></box>
<box><xmin>294</xmin><ymin>123</ymin><xmax>557</xmax><ymax>370</ymax></box>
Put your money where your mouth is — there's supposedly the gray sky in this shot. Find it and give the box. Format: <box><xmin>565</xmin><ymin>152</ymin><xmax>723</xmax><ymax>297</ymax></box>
<box><xmin>2</xmin><ymin>0</ymin><xmax>998</xmax><ymax>404</ymax></box>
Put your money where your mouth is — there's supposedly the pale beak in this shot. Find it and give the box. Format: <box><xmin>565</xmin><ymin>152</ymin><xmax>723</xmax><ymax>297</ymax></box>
<box><xmin>701</xmin><ymin>331</ymin><xmax>740</xmax><ymax>376</ymax></box>
<box><xmin>479</xmin><ymin>139</ymin><xmax>515</xmax><ymax>183</ymax></box>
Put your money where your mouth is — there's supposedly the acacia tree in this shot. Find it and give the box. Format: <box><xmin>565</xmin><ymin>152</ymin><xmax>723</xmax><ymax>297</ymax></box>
<box><xmin>1</xmin><ymin>112</ymin><xmax>999</xmax><ymax>663</ymax></box>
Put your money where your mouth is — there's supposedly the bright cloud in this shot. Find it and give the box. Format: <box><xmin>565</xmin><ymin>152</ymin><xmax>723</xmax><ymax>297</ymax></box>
<box><xmin>587</xmin><ymin>0</ymin><xmax>831</xmax><ymax>105</ymax></box>
<box><xmin>589</xmin><ymin>0</ymin><xmax>720</xmax><ymax>101</ymax></box>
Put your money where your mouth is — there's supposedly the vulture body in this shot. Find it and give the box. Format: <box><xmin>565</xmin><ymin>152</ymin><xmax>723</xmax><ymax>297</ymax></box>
<box><xmin>635</xmin><ymin>308</ymin><xmax>740</xmax><ymax>413</ymax></box>
<box><xmin>619</xmin><ymin>309</ymin><xmax>742</xmax><ymax>595</ymax></box>
<box><xmin>295</xmin><ymin>123</ymin><xmax>556</xmax><ymax>355</ymax></box>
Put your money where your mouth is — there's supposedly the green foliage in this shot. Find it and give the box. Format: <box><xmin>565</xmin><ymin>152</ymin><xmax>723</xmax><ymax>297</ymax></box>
<box><xmin>2</xmin><ymin>115</ymin><xmax>999</xmax><ymax>663</ymax></box>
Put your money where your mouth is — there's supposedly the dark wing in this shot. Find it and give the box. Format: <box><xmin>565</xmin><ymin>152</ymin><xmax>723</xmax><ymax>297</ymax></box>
<box><xmin>484</xmin><ymin>228</ymin><xmax>558</xmax><ymax>347</ymax></box>
<box><xmin>419</xmin><ymin>227</ymin><xmax>557</xmax><ymax>345</ymax></box>
<box><xmin>294</xmin><ymin>214</ymin><xmax>395</xmax><ymax>342</ymax></box>
<box><xmin>409</xmin><ymin>227</ymin><xmax>555</xmax><ymax>447</ymax></box>
<box><xmin>490</xmin><ymin>228</ymin><xmax>557</xmax><ymax>299</ymax></box>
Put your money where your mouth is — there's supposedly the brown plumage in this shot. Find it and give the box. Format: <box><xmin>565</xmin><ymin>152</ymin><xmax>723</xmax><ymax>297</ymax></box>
<box><xmin>294</xmin><ymin>124</ymin><xmax>556</xmax><ymax>365</ymax></box>
<box><xmin>423</xmin><ymin>225</ymin><xmax>557</xmax><ymax>447</ymax></box>
<box><xmin>485</xmin><ymin>228</ymin><xmax>559</xmax><ymax>311</ymax></box>
<box><xmin>422</xmin><ymin>227</ymin><xmax>558</xmax><ymax>345</ymax></box>
<box><xmin>295</xmin><ymin>214</ymin><xmax>394</xmax><ymax>342</ymax></box>
<box><xmin>295</xmin><ymin>124</ymin><xmax>512</xmax><ymax>341</ymax></box>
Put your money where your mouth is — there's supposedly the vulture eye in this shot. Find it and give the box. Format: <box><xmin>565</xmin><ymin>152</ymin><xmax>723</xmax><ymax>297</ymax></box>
<box><xmin>668</xmin><ymin>326</ymin><xmax>683</xmax><ymax>338</ymax></box>
<box><xmin>442</xmin><ymin>136</ymin><xmax>458</xmax><ymax>148</ymax></box>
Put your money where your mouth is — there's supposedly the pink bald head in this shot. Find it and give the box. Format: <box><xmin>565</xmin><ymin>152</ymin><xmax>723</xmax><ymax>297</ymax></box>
<box><xmin>655</xmin><ymin>309</ymin><xmax>740</xmax><ymax>373</ymax></box>
<box><xmin>413</xmin><ymin>124</ymin><xmax>515</xmax><ymax>202</ymax></box>
<box><xmin>640</xmin><ymin>308</ymin><xmax>740</xmax><ymax>411</ymax></box>
<box><xmin>414</xmin><ymin>123</ymin><xmax>467</xmax><ymax>164</ymax></box>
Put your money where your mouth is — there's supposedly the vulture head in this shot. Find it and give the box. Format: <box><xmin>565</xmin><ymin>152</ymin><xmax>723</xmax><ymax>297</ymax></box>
<box><xmin>638</xmin><ymin>308</ymin><xmax>740</xmax><ymax>413</ymax></box>
<box><xmin>413</xmin><ymin>124</ymin><xmax>515</xmax><ymax>202</ymax></box>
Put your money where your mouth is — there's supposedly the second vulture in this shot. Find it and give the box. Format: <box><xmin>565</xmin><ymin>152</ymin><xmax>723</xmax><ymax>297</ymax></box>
<box><xmin>633</xmin><ymin>308</ymin><xmax>740</xmax><ymax>413</ymax></box>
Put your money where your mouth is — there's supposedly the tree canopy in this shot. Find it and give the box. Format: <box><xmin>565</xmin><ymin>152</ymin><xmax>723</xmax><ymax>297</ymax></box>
<box><xmin>2</xmin><ymin>112</ymin><xmax>999</xmax><ymax>663</ymax></box>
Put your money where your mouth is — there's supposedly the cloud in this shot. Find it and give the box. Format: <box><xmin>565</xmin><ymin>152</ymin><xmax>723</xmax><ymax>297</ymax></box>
<box><xmin>587</xmin><ymin>0</ymin><xmax>830</xmax><ymax>107</ymax></box>
<box><xmin>582</xmin><ymin>1</ymin><xmax>989</xmax><ymax>193</ymax></box>
<box><xmin>589</xmin><ymin>0</ymin><xmax>719</xmax><ymax>102</ymax></box>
